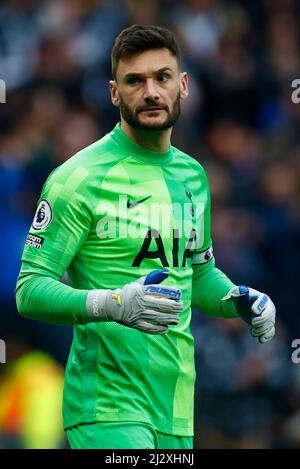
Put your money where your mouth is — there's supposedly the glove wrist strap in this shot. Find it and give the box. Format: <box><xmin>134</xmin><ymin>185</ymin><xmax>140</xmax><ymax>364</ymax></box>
<box><xmin>86</xmin><ymin>290</ymin><xmax>112</xmax><ymax>322</ymax></box>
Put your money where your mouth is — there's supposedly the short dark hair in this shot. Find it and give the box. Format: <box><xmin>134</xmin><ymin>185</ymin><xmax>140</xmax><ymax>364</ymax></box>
<box><xmin>111</xmin><ymin>24</ymin><xmax>181</xmax><ymax>79</ymax></box>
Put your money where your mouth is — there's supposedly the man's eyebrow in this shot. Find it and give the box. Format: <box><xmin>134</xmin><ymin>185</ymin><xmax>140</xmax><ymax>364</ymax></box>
<box><xmin>123</xmin><ymin>67</ymin><xmax>174</xmax><ymax>79</ymax></box>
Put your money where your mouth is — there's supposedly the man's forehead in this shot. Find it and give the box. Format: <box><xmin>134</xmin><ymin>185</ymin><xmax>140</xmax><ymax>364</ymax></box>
<box><xmin>117</xmin><ymin>48</ymin><xmax>179</xmax><ymax>77</ymax></box>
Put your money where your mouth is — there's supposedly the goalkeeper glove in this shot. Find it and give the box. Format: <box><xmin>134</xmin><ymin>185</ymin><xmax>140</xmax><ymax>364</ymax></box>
<box><xmin>222</xmin><ymin>286</ymin><xmax>276</xmax><ymax>343</ymax></box>
<box><xmin>86</xmin><ymin>269</ymin><xmax>182</xmax><ymax>334</ymax></box>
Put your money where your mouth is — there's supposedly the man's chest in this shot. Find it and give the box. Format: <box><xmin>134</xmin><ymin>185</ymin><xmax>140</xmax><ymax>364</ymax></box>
<box><xmin>84</xmin><ymin>163</ymin><xmax>206</xmax><ymax>269</ymax></box>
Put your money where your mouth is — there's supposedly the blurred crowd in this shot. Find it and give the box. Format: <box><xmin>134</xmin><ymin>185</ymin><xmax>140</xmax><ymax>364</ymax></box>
<box><xmin>0</xmin><ymin>0</ymin><xmax>300</xmax><ymax>449</ymax></box>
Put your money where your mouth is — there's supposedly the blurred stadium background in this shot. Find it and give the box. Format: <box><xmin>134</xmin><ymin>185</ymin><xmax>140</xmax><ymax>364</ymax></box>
<box><xmin>0</xmin><ymin>0</ymin><xmax>300</xmax><ymax>449</ymax></box>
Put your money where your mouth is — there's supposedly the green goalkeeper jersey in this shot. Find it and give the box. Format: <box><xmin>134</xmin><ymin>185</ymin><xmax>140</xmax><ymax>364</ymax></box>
<box><xmin>17</xmin><ymin>123</ymin><xmax>231</xmax><ymax>436</ymax></box>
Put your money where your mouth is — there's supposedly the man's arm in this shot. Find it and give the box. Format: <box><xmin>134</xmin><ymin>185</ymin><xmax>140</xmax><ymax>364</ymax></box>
<box><xmin>15</xmin><ymin>164</ymin><xmax>93</xmax><ymax>325</ymax></box>
<box><xmin>190</xmin><ymin>164</ymin><xmax>238</xmax><ymax>318</ymax></box>
<box><xmin>191</xmin><ymin>164</ymin><xmax>276</xmax><ymax>342</ymax></box>
<box><xmin>16</xmin><ymin>166</ymin><xmax>182</xmax><ymax>333</ymax></box>
<box><xmin>16</xmin><ymin>265</ymin><xmax>182</xmax><ymax>332</ymax></box>
<box><xmin>191</xmin><ymin>254</ymin><xmax>239</xmax><ymax>319</ymax></box>
<box><xmin>191</xmin><ymin>253</ymin><xmax>276</xmax><ymax>342</ymax></box>
<box><xmin>16</xmin><ymin>265</ymin><xmax>90</xmax><ymax>325</ymax></box>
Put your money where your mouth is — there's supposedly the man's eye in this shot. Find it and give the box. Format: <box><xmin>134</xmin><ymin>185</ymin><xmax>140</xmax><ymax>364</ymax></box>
<box><xmin>157</xmin><ymin>74</ymin><xmax>169</xmax><ymax>82</ymax></box>
<box><xmin>127</xmin><ymin>77</ymin><xmax>141</xmax><ymax>85</ymax></box>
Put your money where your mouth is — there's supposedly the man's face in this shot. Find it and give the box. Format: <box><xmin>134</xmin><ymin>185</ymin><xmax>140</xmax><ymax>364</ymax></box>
<box><xmin>109</xmin><ymin>48</ymin><xmax>188</xmax><ymax>131</ymax></box>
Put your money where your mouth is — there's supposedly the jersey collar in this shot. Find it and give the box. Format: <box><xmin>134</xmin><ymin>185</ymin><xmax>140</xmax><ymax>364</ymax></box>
<box><xmin>110</xmin><ymin>122</ymin><xmax>173</xmax><ymax>165</ymax></box>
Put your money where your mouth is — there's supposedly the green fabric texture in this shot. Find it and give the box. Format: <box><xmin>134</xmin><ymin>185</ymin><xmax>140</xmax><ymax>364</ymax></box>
<box><xmin>16</xmin><ymin>268</ymin><xmax>89</xmax><ymax>325</ymax></box>
<box><xmin>66</xmin><ymin>421</ymin><xmax>193</xmax><ymax>449</ymax></box>
<box><xmin>192</xmin><ymin>260</ymin><xmax>238</xmax><ymax>318</ymax></box>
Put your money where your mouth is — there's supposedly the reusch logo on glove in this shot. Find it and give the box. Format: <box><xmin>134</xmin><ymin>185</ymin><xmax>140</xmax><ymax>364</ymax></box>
<box><xmin>145</xmin><ymin>285</ymin><xmax>181</xmax><ymax>300</ymax></box>
<box><xmin>257</xmin><ymin>295</ymin><xmax>268</xmax><ymax>313</ymax></box>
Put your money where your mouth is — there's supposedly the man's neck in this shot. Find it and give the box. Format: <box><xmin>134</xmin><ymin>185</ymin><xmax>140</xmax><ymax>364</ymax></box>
<box><xmin>121</xmin><ymin>119</ymin><xmax>172</xmax><ymax>152</ymax></box>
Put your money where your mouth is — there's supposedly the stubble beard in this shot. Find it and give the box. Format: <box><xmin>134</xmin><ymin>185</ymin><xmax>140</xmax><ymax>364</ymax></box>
<box><xmin>118</xmin><ymin>92</ymin><xmax>181</xmax><ymax>131</ymax></box>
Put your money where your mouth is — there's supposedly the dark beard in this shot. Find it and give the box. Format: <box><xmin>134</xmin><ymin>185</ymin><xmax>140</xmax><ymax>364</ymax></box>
<box><xmin>118</xmin><ymin>92</ymin><xmax>181</xmax><ymax>131</ymax></box>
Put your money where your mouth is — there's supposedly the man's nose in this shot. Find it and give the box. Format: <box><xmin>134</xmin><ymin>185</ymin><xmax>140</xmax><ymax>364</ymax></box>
<box><xmin>143</xmin><ymin>79</ymin><xmax>160</xmax><ymax>101</ymax></box>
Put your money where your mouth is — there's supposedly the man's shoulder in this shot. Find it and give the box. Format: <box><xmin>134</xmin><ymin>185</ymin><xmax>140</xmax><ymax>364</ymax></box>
<box><xmin>45</xmin><ymin>131</ymin><xmax>123</xmax><ymax>185</ymax></box>
<box><xmin>61</xmin><ymin>131</ymin><xmax>121</xmax><ymax>170</ymax></box>
<box><xmin>171</xmin><ymin>145</ymin><xmax>207</xmax><ymax>175</ymax></box>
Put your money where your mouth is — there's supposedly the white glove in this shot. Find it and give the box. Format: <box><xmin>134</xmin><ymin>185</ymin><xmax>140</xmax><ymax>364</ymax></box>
<box><xmin>222</xmin><ymin>286</ymin><xmax>276</xmax><ymax>343</ymax></box>
<box><xmin>86</xmin><ymin>270</ymin><xmax>183</xmax><ymax>334</ymax></box>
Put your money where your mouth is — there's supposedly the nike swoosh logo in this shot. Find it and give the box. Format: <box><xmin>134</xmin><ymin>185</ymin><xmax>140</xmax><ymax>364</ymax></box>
<box><xmin>127</xmin><ymin>195</ymin><xmax>152</xmax><ymax>209</ymax></box>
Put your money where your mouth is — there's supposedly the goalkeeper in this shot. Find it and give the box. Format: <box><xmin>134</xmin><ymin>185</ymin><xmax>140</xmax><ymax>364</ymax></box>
<box><xmin>15</xmin><ymin>25</ymin><xmax>275</xmax><ymax>449</ymax></box>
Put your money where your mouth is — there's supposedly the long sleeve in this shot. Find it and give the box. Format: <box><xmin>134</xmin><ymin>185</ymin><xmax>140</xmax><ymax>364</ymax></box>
<box><xmin>15</xmin><ymin>162</ymin><xmax>92</xmax><ymax>325</ymax></box>
<box><xmin>190</xmin><ymin>162</ymin><xmax>239</xmax><ymax>319</ymax></box>
<box><xmin>16</xmin><ymin>262</ymin><xmax>89</xmax><ymax>325</ymax></box>
<box><xmin>191</xmin><ymin>258</ymin><xmax>239</xmax><ymax>319</ymax></box>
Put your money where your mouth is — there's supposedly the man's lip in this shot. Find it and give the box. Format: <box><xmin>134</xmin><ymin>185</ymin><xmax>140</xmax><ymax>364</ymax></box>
<box><xmin>139</xmin><ymin>108</ymin><xmax>165</xmax><ymax>112</ymax></box>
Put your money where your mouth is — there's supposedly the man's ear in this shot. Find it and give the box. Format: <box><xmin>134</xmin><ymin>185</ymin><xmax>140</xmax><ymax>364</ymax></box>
<box><xmin>180</xmin><ymin>72</ymin><xmax>189</xmax><ymax>100</ymax></box>
<box><xmin>109</xmin><ymin>80</ymin><xmax>120</xmax><ymax>107</ymax></box>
